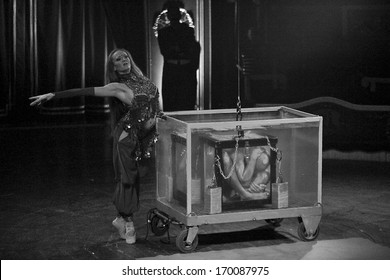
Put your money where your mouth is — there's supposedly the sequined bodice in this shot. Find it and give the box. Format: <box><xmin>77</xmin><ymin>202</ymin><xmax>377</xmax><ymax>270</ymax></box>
<box><xmin>119</xmin><ymin>72</ymin><xmax>157</xmax><ymax>98</ymax></box>
<box><xmin>117</xmin><ymin>72</ymin><xmax>162</xmax><ymax>160</ymax></box>
<box><xmin>118</xmin><ymin>72</ymin><xmax>161</xmax><ymax>134</ymax></box>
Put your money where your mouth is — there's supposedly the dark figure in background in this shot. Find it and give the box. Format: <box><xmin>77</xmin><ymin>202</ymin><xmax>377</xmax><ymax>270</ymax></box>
<box><xmin>158</xmin><ymin>6</ymin><xmax>200</xmax><ymax>111</ymax></box>
<box><xmin>29</xmin><ymin>48</ymin><xmax>163</xmax><ymax>245</ymax></box>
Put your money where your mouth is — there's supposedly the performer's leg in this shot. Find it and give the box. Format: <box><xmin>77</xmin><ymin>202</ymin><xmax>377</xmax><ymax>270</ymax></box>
<box><xmin>112</xmin><ymin>128</ymin><xmax>139</xmax><ymax>244</ymax></box>
<box><xmin>114</xmin><ymin>135</ymin><xmax>140</xmax><ymax>211</ymax></box>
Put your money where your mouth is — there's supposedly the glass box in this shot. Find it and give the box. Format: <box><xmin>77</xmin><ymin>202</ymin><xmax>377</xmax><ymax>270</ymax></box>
<box><xmin>155</xmin><ymin>107</ymin><xmax>322</xmax><ymax>228</ymax></box>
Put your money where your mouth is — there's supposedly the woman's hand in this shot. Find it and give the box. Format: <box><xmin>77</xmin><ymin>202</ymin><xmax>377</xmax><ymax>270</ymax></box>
<box><xmin>29</xmin><ymin>93</ymin><xmax>54</xmax><ymax>107</ymax></box>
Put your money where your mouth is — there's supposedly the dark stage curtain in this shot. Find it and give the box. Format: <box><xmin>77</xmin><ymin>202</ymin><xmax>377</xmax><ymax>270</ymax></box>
<box><xmin>0</xmin><ymin>0</ymin><xmax>145</xmax><ymax>126</ymax></box>
<box><xmin>0</xmin><ymin>0</ymin><xmax>13</xmax><ymax>119</ymax></box>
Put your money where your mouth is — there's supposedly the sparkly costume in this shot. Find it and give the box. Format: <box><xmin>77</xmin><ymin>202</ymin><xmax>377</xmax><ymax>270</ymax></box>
<box><xmin>112</xmin><ymin>72</ymin><xmax>162</xmax><ymax>218</ymax></box>
<box><xmin>118</xmin><ymin>72</ymin><xmax>161</xmax><ymax>160</ymax></box>
<box><xmin>51</xmin><ymin>73</ymin><xmax>162</xmax><ymax>219</ymax></box>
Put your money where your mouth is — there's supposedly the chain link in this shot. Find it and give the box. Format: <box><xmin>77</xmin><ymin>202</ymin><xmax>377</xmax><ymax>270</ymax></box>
<box><xmin>265</xmin><ymin>135</ymin><xmax>278</xmax><ymax>153</ymax></box>
<box><xmin>264</xmin><ymin>135</ymin><xmax>284</xmax><ymax>183</ymax></box>
<box><xmin>214</xmin><ymin>134</ymin><xmax>284</xmax><ymax>183</ymax></box>
<box><xmin>215</xmin><ymin>137</ymin><xmax>240</xmax><ymax>179</ymax></box>
<box><xmin>236</xmin><ymin>96</ymin><xmax>242</xmax><ymax>121</ymax></box>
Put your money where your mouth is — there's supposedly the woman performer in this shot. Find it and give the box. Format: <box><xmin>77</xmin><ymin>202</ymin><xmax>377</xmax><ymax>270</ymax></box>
<box><xmin>30</xmin><ymin>48</ymin><xmax>163</xmax><ymax>244</ymax></box>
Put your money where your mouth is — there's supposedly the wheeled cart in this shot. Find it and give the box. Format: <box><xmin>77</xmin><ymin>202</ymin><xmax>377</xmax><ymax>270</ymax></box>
<box><xmin>148</xmin><ymin>107</ymin><xmax>323</xmax><ymax>253</ymax></box>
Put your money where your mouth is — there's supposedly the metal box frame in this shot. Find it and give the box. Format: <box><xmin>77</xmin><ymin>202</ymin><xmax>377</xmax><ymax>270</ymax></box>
<box><xmin>150</xmin><ymin>106</ymin><xmax>323</xmax><ymax>252</ymax></box>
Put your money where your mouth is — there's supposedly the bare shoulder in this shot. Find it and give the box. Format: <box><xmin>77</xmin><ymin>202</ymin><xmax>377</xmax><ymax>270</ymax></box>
<box><xmin>104</xmin><ymin>83</ymin><xmax>134</xmax><ymax>105</ymax></box>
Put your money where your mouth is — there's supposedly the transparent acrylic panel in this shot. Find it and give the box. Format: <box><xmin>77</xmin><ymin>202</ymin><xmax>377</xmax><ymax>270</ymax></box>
<box><xmin>263</xmin><ymin>124</ymin><xmax>320</xmax><ymax>207</ymax></box>
<box><xmin>156</xmin><ymin>107</ymin><xmax>321</xmax><ymax>218</ymax></box>
<box><xmin>155</xmin><ymin>116</ymin><xmax>189</xmax><ymax>215</ymax></box>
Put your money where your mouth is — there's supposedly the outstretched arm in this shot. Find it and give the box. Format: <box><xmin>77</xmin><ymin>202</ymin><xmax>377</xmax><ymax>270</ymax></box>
<box><xmin>29</xmin><ymin>83</ymin><xmax>134</xmax><ymax>107</ymax></box>
<box><xmin>29</xmin><ymin>92</ymin><xmax>55</xmax><ymax>106</ymax></box>
<box><xmin>95</xmin><ymin>83</ymin><xmax>134</xmax><ymax>105</ymax></box>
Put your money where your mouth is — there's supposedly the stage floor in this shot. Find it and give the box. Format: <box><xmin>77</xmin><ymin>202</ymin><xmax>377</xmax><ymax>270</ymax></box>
<box><xmin>0</xmin><ymin>124</ymin><xmax>389</xmax><ymax>260</ymax></box>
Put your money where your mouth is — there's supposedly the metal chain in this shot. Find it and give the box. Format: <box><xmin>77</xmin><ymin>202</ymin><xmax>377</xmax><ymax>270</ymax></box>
<box><xmin>265</xmin><ymin>135</ymin><xmax>283</xmax><ymax>183</ymax></box>
<box><xmin>276</xmin><ymin>155</ymin><xmax>283</xmax><ymax>183</ymax></box>
<box><xmin>215</xmin><ymin>137</ymin><xmax>240</xmax><ymax>179</ymax></box>
<box><xmin>265</xmin><ymin>135</ymin><xmax>278</xmax><ymax>153</ymax></box>
<box><xmin>214</xmin><ymin>135</ymin><xmax>284</xmax><ymax>182</ymax></box>
<box><xmin>264</xmin><ymin>135</ymin><xmax>283</xmax><ymax>183</ymax></box>
<box><xmin>236</xmin><ymin>96</ymin><xmax>242</xmax><ymax>121</ymax></box>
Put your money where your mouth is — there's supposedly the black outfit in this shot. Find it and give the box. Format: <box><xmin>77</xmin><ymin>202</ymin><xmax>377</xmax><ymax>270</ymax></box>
<box><xmin>158</xmin><ymin>22</ymin><xmax>200</xmax><ymax>111</ymax></box>
<box><xmin>113</xmin><ymin>72</ymin><xmax>161</xmax><ymax>218</ymax></box>
<box><xmin>52</xmin><ymin>73</ymin><xmax>162</xmax><ymax>219</ymax></box>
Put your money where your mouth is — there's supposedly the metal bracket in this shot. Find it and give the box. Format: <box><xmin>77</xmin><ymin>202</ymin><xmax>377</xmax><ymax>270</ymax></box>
<box><xmin>301</xmin><ymin>215</ymin><xmax>322</xmax><ymax>236</ymax></box>
<box><xmin>185</xmin><ymin>226</ymin><xmax>199</xmax><ymax>245</ymax></box>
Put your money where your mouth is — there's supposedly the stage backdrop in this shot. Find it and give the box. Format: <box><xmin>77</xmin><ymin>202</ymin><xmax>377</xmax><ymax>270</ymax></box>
<box><xmin>209</xmin><ymin>0</ymin><xmax>390</xmax><ymax>152</ymax></box>
<box><xmin>1</xmin><ymin>0</ymin><xmax>146</xmax><ymax>126</ymax></box>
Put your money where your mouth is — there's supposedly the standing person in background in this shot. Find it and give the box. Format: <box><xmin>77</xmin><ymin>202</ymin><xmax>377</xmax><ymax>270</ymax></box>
<box><xmin>29</xmin><ymin>48</ymin><xmax>164</xmax><ymax>245</ymax></box>
<box><xmin>158</xmin><ymin>6</ymin><xmax>200</xmax><ymax>111</ymax></box>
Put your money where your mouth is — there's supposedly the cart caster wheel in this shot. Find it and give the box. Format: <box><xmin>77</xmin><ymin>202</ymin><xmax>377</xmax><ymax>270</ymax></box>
<box><xmin>151</xmin><ymin>215</ymin><xmax>169</xmax><ymax>236</ymax></box>
<box><xmin>265</xmin><ymin>218</ymin><xmax>283</xmax><ymax>226</ymax></box>
<box><xmin>176</xmin><ymin>229</ymin><xmax>199</xmax><ymax>253</ymax></box>
<box><xmin>297</xmin><ymin>222</ymin><xmax>319</xmax><ymax>241</ymax></box>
